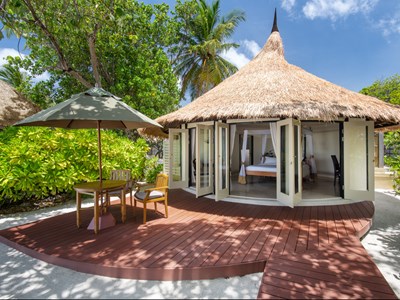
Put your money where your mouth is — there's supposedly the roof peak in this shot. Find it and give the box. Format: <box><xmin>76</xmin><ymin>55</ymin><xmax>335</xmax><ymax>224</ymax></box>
<box><xmin>271</xmin><ymin>8</ymin><xmax>279</xmax><ymax>33</ymax></box>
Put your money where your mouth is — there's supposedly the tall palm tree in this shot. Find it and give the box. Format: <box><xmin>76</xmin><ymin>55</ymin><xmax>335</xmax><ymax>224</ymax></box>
<box><xmin>175</xmin><ymin>0</ymin><xmax>245</xmax><ymax>100</ymax></box>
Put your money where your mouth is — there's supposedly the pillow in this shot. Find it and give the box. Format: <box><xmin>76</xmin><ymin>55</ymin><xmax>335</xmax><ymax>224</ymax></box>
<box><xmin>263</xmin><ymin>156</ymin><xmax>276</xmax><ymax>165</ymax></box>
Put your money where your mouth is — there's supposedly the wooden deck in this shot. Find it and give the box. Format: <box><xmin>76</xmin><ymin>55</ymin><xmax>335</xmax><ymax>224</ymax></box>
<box><xmin>0</xmin><ymin>189</ymin><xmax>396</xmax><ymax>299</ymax></box>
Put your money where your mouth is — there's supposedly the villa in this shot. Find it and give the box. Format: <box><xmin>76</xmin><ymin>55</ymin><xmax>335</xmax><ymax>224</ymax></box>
<box><xmin>145</xmin><ymin>12</ymin><xmax>400</xmax><ymax>208</ymax></box>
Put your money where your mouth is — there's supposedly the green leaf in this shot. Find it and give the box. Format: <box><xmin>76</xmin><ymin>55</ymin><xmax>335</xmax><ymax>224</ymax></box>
<box><xmin>0</xmin><ymin>127</ymin><xmax>155</xmax><ymax>207</ymax></box>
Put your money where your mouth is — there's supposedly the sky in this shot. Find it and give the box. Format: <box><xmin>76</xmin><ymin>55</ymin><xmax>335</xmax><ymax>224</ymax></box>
<box><xmin>1</xmin><ymin>0</ymin><xmax>400</xmax><ymax>96</ymax></box>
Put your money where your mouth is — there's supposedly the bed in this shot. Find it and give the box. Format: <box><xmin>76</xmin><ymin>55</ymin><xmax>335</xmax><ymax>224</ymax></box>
<box><xmin>245</xmin><ymin>164</ymin><xmax>277</xmax><ymax>177</ymax></box>
<box><xmin>245</xmin><ymin>156</ymin><xmax>277</xmax><ymax>177</ymax></box>
<box><xmin>245</xmin><ymin>157</ymin><xmax>311</xmax><ymax>180</ymax></box>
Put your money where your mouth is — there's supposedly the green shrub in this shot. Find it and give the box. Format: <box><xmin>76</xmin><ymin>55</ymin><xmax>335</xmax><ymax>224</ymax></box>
<box><xmin>384</xmin><ymin>131</ymin><xmax>400</xmax><ymax>193</ymax></box>
<box><xmin>144</xmin><ymin>156</ymin><xmax>163</xmax><ymax>183</ymax></box>
<box><xmin>0</xmin><ymin>127</ymin><xmax>150</xmax><ymax>207</ymax></box>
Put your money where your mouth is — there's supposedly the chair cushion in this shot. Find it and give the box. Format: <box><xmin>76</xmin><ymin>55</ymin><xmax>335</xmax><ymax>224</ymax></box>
<box><xmin>135</xmin><ymin>190</ymin><xmax>164</xmax><ymax>200</ymax></box>
<box><xmin>108</xmin><ymin>190</ymin><xmax>124</xmax><ymax>196</ymax></box>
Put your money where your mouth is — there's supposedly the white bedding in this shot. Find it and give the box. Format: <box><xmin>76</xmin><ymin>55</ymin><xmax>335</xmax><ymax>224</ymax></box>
<box><xmin>246</xmin><ymin>165</ymin><xmax>276</xmax><ymax>173</ymax></box>
<box><xmin>245</xmin><ymin>162</ymin><xmax>311</xmax><ymax>178</ymax></box>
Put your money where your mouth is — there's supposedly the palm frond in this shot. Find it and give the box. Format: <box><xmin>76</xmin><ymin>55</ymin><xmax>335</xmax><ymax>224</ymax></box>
<box><xmin>174</xmin><ymin>0</ymin><xmax>244</xmax><ymax>101</ymax></box>
<box><xmin>0</xmin><ymin>63</ymin><xmax>27</xmax><ymax>87</ymax></box>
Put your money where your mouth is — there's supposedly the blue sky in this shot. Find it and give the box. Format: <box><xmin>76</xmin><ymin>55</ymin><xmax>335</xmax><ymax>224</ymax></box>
<box><xmin>147</xmin><ymin>0</ymin><xmax>400</xmax><ymax>93</ymax></box>
<box><xmin>1</xmin><ymin>0</ymin><xmax>400</xmax><ymax>94</ymax></box>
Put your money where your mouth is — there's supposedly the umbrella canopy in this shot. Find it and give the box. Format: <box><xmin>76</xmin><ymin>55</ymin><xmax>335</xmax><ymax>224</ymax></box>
<box><xmin>14</xmin><ymin>87</ymin><xmax>162</xmax><ymax>181</ymax></box>
<box><xmin>143</xmin><ymin>13</ymin><xmax>400</xmax><ymax>137</ymax></box>
<box><xmin>0</xmin><ymin>80</ymin><xmax>41</xmax><ymax>128</ymax></box>
<box><xmin>15</xmin><ymin>87</ymin><xmax>161</xmax><ymax>129</ymax></box>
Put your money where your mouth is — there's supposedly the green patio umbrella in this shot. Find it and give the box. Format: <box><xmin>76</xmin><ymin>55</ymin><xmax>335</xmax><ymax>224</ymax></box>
<box><xmin>14</xmin><ymin>87</ymin><xmax>162</xmax><ymax>182</ymax></box>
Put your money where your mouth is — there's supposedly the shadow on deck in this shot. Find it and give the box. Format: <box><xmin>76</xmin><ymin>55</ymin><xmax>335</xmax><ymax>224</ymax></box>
<box><xmin>0</xmin><ymin>189</ymin><xmax>396</xmax><ymax>299</ymax></box>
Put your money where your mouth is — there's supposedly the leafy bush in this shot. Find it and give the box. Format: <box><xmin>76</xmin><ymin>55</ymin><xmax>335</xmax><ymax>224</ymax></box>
<box><xmin>144</xmin><ymin>156</ymin><xmax>163</xmax><ymax>183</ymax></box>
<box><xmin>384</xmin><ymin>131</ymin><xmax>400</xmax><ymax>193</ymax></box>
<box><xmin>360</xmin><ymin>74</ymin><xmax>400</xmax><ymax>193</ymax></box>
<box><xmin>0</xmin><ymin>127</ymin><xmax>150</xmax><ymax>207</ymax></box>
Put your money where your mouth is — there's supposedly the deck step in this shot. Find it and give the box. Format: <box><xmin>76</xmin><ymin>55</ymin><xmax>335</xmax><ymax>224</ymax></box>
<box><xmin>257</xmin><ymin>236</ymin><xmax>397</xmax><ymax>299</ymax></box>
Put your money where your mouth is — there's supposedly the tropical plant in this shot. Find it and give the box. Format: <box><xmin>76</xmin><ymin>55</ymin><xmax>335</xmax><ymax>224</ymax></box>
<box><xmin>144</xmin><ymin>156</ymin><xmax>163</xmax><ymax>183</ymax></box>
<box><xmin>360</xmin><ymin>74</ymin><xmax>400</xmax><ymax>192</ymax></box>
<box><xmin>360</xmin><ymin>74</ymin><xmax>400</xmax><ymax>104</ymax></box>
<box><xmin>173</xmin><ymin>0</ymin><xmax>245</xmax><ymax>100</ymax></box>
<box><xmin>0</xmin><ymin>126</ymin><xmax>150</xmax><ymax>207</ymax></box>
<box><xmin>0</xmin><ymin>62</ymin><xmax>27</xmax><ymax>87</ymax></box>
<box><xmin>0</xmin><ymin>57</ymin><xmax>54</xmax><ymax>108</ymax></box>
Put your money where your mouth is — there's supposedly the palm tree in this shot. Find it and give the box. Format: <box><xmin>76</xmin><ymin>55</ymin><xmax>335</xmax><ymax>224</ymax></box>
<box><xmin>174</xmin><ymin>0</ymin><xmax>245</xmax><ymax>100</ymax></box>
<box><xmin>0</xmin><ymin>63</ymin><xmax>27</xmax><ymax>88</ymax></box>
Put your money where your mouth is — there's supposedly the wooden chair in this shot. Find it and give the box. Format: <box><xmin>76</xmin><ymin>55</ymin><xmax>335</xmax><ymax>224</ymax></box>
<box><xmin>331</xmin><ymin>155</ymin><xmax>341</xmax><ymax>185</ymax></box>
<box><xmin>108</xmin><ymin>169</ymin><xmax>134</xmax><ymax>206</ymax></box>
<box><xmin>133</xmin><ymin>173</ymin><xmax>169</xmax><ymax>224</ymax></box>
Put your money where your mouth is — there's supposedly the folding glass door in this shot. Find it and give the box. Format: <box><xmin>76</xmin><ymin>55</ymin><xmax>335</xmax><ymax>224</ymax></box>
<box><xmin>344</xmin><ymin>119</ymin><xmax>374</xmax><ymax>200</ymax></box>
<box><xmin>215</xmin><ymin>122</ymin><xmax>229</xmax><ymax>200</ymax></box>
<box><xmin>276</xmin><ymin>118</ymin><xmax>302</xmax><ymax>207</ymax></box>
<box><xmin>168</xmin><ymin>129</ymin><xmax>189</xmax><ymax>189</ymax></box>
<box><xmin>196</xmin><ymin>125</ymin><xmax>214</xmax><ymax>197</ymax></box>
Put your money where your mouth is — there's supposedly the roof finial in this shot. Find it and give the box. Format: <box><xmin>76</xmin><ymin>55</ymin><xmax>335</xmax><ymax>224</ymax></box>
<box><xmin>271</xmin><ymin>8</ymin><xmax>279</xmax><ymax>33</ymax></box>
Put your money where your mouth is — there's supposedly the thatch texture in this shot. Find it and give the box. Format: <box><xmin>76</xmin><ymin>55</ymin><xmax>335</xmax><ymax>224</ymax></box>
<box><xmin>0</xmin><ymin>80</ymin><xmax>40</xmax><ymax>127</ymax></box>
<box><xmin>144</xmin><ymin>31</ymin><xmax>400</xmax><ymax>137</ymax></box>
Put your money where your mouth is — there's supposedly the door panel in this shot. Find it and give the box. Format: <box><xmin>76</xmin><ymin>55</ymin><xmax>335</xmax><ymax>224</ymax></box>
<box><xmin>215</xmin><ymin>122</ymin><xmax>229</xmax><ymax>201</ymax></box>
<box><xmin>276</xmin><ymin>118</ymin><xmax>302</xmax><ymax>207</ymax></box>
<box><xmin>293</xmin><ymin>120</ymin><xmax>302</xmax><ymax>205</ymax></box>
<box><xmin>344</xmin><ymin>119</ymin><xmax>374</xmax><ymax>200</ymax></box>
<box><xmin>196</xmin><ymin>125</ymin><xmax>214</xmax><ymax>197</ymax></box>
<box><xmin>169</xmin><ymin>129</ymin><xmax>189</xmax><ymax>189</ymax></box>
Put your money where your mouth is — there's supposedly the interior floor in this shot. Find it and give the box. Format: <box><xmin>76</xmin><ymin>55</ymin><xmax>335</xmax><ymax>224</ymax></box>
<box><xmin>230</xmin><ymin>174</ymin><xmax>341</xmax><ymax>199</ymax></box>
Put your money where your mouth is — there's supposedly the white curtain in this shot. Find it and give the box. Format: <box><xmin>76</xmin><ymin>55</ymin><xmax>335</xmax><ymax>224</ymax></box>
<box><xmin>306</xmin><ymin>134</ymin><xmax>317</xmax><ymax>174</ymax></box>
<box><xmin>306</xmin><ymin>134</ymin><xmax>313</xmax><ymax>155</ymax></box>
<box><xmin>270</xmin><ymin>122</ymin><xmax>277</xmax><ymax>156</ymax></box>
<box><xmin>191</xmin><ymin>129</ymin><xmax>196</xmax><ymax>182</ymax></box>
<box><xmin>303</xmin><ymin>128</ymin><xmax>317</xmax><ymax>174</ymax></box>
<box><xmin>229</xmin><ymin>124</ymin><xmax>236</xmax><ymax>187</ymax></box>
<box><xmin>261</xmin><ymin>135</ymin><xmax>267</xmax><ymax>163</ymax></box>
<box><xmin>230</xmin><ymin>124</ymin><xmax>236</xmax><ymax>162</ymax></box>
<box><xmin>238</xmin><ymin>130</ymin><xmax>248</xmax><ymax>184</ymax></box>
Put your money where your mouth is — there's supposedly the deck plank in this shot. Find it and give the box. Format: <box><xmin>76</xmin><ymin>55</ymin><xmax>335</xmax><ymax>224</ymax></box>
<box><xmin>255</xmin><ymin>208</ymin><xmax>291</xmax><ymax>261</ymax></box>
<box><xmin>307</xmin><ymin>206</ymin><xmax>319</xmax><ymax>250</ymax></box>
<box><xmin>295</xmin><ymin>206</ymin><xmax>311</xmax><ymax>253</ymax></box>
<box><xmin>230</xmin><ymin>206</ymin><xmax>281</xmax><ymax>264</ymax></box>
<box><xmin>258</xmin><ymin>235</ymin><xmax>396</xmax><ymax>299</ymax></box>
<box><xmin>145</xmin><ymin>200</ymin><xmax>244</xmax><ymax>268</ymax></box>
<box><xmin>0</xmin><ymin>189</ymin><xmax>394</xmax><ymax>298</ymax></box>
<box><xmin>282</xmin><ymin>206</ymin><xmax>304</xmax><ymax>255</ymax></box>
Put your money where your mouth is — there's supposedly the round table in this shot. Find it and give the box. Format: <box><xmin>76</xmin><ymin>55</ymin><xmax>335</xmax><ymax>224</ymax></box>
<box><xmin>74</xmin><ymin>180</ymin><xmax>127</xmax><ymax>234</ymax></box>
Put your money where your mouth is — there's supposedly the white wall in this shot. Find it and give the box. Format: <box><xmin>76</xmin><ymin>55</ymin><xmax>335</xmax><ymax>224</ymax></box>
<box><xmin>311</xmin><ymin>125</ymin><xmax>340</xmax><ymax>177</ymax></box>
<box><xmin>253</xmin><ymin>136</ymin><xmax>263</xmax><ymax>164</ymax></box>
<box><xmin>231</xmin><ymin>131</ymin><xmax>240</xmax><ymax>173</ymax></box>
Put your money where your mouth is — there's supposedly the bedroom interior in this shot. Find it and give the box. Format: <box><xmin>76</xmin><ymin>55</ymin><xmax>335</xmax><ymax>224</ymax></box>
<box><xmin>229</xmin><ymin>121</ymin><xmax>341</xmax><ymax>200</ymax></box>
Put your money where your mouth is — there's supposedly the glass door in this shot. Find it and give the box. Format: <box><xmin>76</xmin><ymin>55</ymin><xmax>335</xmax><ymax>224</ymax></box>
<box><xmin>169</xmin><ymin>129</ymin><xmax>189</xmax><ymax>189</ymax></box>
<box><xmin>344</xmin><ymin>119</ymin><xmax>374</xmax><ymax>200</ymax></box>
<box><xmin>196</xmin><ymin>125</ymin><xmax>214</xmax><ymax>197</ymax></box>
<box><xmin>276</xmin><ymin>118</ymin><xmax>302</xmax><ymax>207</ymax></box>
<box><xmin>215</xmin><ymin>122</ymin><xmax>229</xmax><ymax>201</ymax></box>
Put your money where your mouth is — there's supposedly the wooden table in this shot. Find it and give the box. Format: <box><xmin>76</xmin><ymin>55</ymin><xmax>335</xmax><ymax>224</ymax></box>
<box><xmin>74</xmin><ymin>180</ymin><xmax>127</xmax><ymax>234</ymax></box>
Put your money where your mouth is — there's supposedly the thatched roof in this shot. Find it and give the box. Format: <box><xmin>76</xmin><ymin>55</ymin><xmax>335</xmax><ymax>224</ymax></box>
<box><xmin>0</xmin><ymin>80</ymin><xmax>41</xmax><ymax>127</ymax></box>
<box><xmin>143</xmin><ymin>17</ymin><xmax>400</xmax><ymax>138</ymax></box>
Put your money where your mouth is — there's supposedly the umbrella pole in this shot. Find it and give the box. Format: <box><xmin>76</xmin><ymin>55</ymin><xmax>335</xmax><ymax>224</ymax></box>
<box><xmin>97</xmin><ymin>120</ymin><xmax>102</xmax><ymax>183</ymax></box>
<box><xmin>97</xmin><ymin>121</ymin><xmax>104</xmax><ymax>214</ymax></box>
